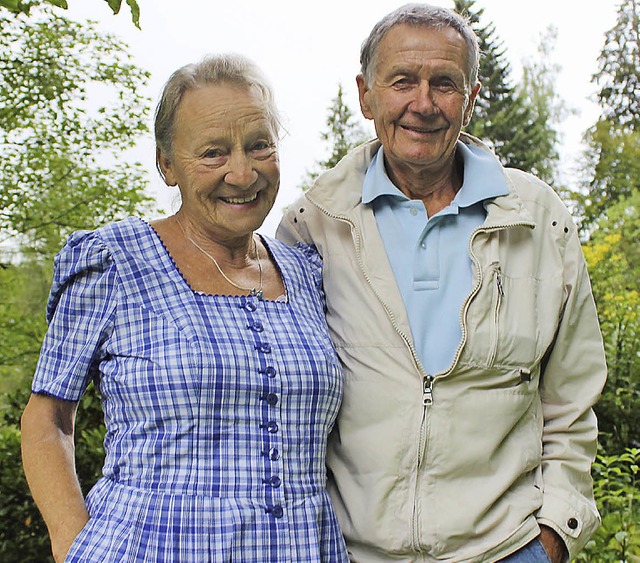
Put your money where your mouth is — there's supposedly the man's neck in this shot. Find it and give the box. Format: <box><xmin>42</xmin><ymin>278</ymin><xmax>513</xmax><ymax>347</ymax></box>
<box><xmin>384</xmin><ymin>151</ymin><xmax>464</xmax><ymax>218</ymax></box>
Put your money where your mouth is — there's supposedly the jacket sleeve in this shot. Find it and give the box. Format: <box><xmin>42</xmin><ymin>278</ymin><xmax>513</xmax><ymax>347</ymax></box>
<box><xmin>276</xmin><ymin>196</ymin><xmax>314</xmax><ymax>246</ymax></box>
<box><xmin>536</xmin><ymin>224</ymin><xmax>607</xmax><ymax>558</ymax></box>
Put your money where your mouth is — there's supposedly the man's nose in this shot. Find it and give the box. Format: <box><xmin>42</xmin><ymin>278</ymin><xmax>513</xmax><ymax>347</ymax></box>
<box><xmin>225</xmin><ymin>152</ymin><xmax>258</xmax><ymax>188</ymax></box>
<box><xmin>410</xmin><ymin>82</ymin><xmax>436</xmax><ymax>114</ymax></box>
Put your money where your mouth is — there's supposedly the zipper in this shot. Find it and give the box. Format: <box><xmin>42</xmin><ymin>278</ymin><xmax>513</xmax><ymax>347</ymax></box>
<box><xmin>486</xmin><ymin>265</ymin><xmax>504</xmax><ymax>366</ymax></box>
<box><xmin>307</xmin><ymin>198</ymin><xmax>432</xmax><ymax>553</ymax></box>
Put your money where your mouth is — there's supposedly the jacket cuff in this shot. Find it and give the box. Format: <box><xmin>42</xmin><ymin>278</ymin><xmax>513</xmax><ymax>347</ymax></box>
<box><xmin>536</xmin><ymin>487</ymin><xmax>600</xmax><ymax>558</ymax></box>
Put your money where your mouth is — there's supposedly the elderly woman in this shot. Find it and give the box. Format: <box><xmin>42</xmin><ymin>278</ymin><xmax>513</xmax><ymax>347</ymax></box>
<box><xmin>20</xmin><ymin>54</ymin><xmax>348</xmax><ymax>562</ymax></box>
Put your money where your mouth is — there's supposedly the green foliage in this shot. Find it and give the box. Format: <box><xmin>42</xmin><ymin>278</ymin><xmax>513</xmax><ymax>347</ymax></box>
<box><xmin>299</xmin><ymin>84</ymin><xmax>368</xmax><ymax>191</ymax></box>
<box><xmin>577</xmin><ymin>0</ymin><xmax>640</xmax><ymax>228</ymax></box>
<box><xmin>0</xmin><ymin>385</ymin><xmax>105</xmax><ymax>562</ymax></box>
<box><xmin>583</xmin><ymin>191</ymin><xmax>640</xmax><ymax>453</ymax></box>
<box><xmin>0</xmin><ymin>262</ymin><xmax>51</xmax><ymax>397</ymax></box>
<box><xmin>0</xmin><ymin>6</ymin><xmax>153</xmax><ymax>257</ymax></box>
<box><xmin>578</xmin><ymin>121</ymin><xmax>640</xmax><ymax>229</ymax></box>
<box><xmin>577</xmin><ymin>449</ymin><xmax>640</xmax><ymax>561</ymax></box>
<box><xmin>0</xmin><ymin>0</ymin><xmax>140</xmax><ymax>28</ymax></box>
<box><xmin>0</xmin><ymin>6</ymin><xmax>151</xmax><ymax>558</ymax></box>
<box><xmin>595</xmin><ymin>0</ymin><xmax>640</xmax><ymax>129</ymax></box>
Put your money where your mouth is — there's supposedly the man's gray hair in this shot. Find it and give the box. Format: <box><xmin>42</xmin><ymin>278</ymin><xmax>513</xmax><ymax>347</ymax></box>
<box><xmin>360</xmin><ymin>3</ymin><xmax>480</xmax><ymax>91</ymax></box>
<box><xmin>154</xmin><ymin>53</ymin><xmax>281</xmax><ymax>159</ymax></box>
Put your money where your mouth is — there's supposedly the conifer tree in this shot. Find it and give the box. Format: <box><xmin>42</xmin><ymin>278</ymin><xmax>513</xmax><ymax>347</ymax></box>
<box><xmin>579</xmin><ymin>0</ymin><xmax>640</xmax><ymax>227</ymax></box>
<box><xmin>454</xmin><ymin>0</ymin><xmax>559</xmax><ymax>183</ymax></box>
<box><xmin>299</xmin><ymin>84</ymin><xmax>367</xmax><ymax>191</ymax></box>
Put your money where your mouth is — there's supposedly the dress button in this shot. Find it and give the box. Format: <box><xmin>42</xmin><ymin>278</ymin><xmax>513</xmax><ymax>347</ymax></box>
<box><xmin>567</xmin><ymin>518</ymin><xmax>579</xmax><ymax>529</ymax></box>
<box><xmin>410</xmin><ymin>207</ymin><xmax>418</xmax><ymax>216</ymax></box>
<box><xmin>260</xmin><ymin>421</ymin><xmax>278</xmax><ymax>433</ymax></box>
<box><xmin>268</xmin><ymin>476</ymin><xmax>281</xmax><ymax>488</ymax></box>
<box><xmin>261</xmin><ymin>366</ymin><xmax>277</xmax><ymax>378</ymax></box>
<box><xmin>248</xmin><ymin>321</ymin><xmax>264</xmax><ymax>332</ymax></box>
<box><xmin>263</xmin><ymin>393</ymin><xmax>278</xmax><ymax>406</ymax></box>
<box><xmin>271</xmin><ymin>505</ymin><xmax>284</xmax><ymax>518</ymax></box>
<box><xmin>255</xmin><ymin>342</ymin><xmax>271</xmax><ymax>353</ymax></box>
<box><xmin>268</xmin><ymin>447</ymin><xmax>280</xmax><ymax>460</ymax></box>
<box><xmin>270</xmin><ymin>476</ymin><xmax>281</xmax><ymax>487</ymax></box>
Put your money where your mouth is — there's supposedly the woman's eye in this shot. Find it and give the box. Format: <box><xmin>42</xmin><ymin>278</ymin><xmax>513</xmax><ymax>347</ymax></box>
<box><xmin>203</xmin><ymin>148</ymin><xmax>224</xmax><ymax>159</ymax></box>
<box><xmin>251</xmin><ymin>141</ymin><xmax>275</xmax><ymax>158</ymax></box>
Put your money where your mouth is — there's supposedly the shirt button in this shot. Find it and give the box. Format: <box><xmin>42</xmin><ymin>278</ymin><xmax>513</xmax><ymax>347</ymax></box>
<box><xmin>420</xmin><ymin>242</ymin><xmax>426</xmax><ymax>249</ymax></box>
<box><xmin>271</xmin><ymin>505</ymin><xmax>284</xmax><ymax>518</ymax></box>
<box><xmin>410</xmin><ymin>208</ymin><xmax>418</xmax><ymax>216</ymax></box>
<box><xmin>248</xmin><ymin>321</ymin><xmax>264</xmax><ymax>332</ymax></box>
<box><xmin>256</xmin><ymin>342</ymin><xmax>272</xmax><ymax>353</ymax></box>
<box><xmin>567</xmin><ymin>518</ymin><xmax>579</xmax><ymax>529</ymax></box>
<box><xmin>268</xmin><ymin>447</ymin><xmax>280</xmax><ymax>460</ymax></box>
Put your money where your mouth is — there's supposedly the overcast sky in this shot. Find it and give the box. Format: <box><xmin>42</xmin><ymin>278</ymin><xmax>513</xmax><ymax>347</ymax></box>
<box><xmin>66</xmin><ymin>0</ymin><xmax>619</xmax><ymax>236</ymax></box>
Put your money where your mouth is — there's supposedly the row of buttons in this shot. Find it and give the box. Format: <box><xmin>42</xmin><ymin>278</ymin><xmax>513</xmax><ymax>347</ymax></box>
<box><xmin>240</xmin><ymin>295</ymin><xmax>285</xmax><ymax>519</ymax></box>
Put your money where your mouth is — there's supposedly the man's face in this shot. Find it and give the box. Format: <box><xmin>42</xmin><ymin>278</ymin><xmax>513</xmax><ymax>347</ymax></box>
<box><xmin>358</xmin><ymin>24</ymin><xmax>479</xmax><ymax>182</ymax></box>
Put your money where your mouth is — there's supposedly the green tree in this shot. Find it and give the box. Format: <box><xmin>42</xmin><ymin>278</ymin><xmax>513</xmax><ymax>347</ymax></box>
<box><xmin>577</xmin><ymin>0</ymin><xmax>640</xmax><ymax>228</ymax></box>
<box><xmin>0</xmin><ymin>6</ymin><xmax>153</xmax><ymax>258</ymax></box>
<box><xmin>454</xmin><ymin>0</ymin><xmax>560</xmax><ymax>184</ymax></box>
<box><xmin>299</xmin><ymin>84</ymin><xmax>368</xmax><ymax>191</ymax></box>
<box><xmin>0</xmin><ymin>0</ymin><xmax>140</xmax><ymax>27</ymax></box>
<box><xmin>595</xmin><ymin>0</ymin><xmax>640</xmax><ymax>129</ymax></box>
<box><xmin>0</xmin><ymin>6</ymin><xmax>153</xmax><ymax>559</ymax></box>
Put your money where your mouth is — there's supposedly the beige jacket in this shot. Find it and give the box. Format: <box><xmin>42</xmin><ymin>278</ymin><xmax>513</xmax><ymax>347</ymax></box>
<box><xmin>277</xmin><ymin>136</ymin><xmax>606</xmax><ymax>562</ymax></box>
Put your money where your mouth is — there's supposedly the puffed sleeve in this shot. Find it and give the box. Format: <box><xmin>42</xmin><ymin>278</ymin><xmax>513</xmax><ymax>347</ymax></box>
<box><xmin>293</xmin><ymin>242</ymin><xmax>324</xmax><ymax>294</ymax></box>
<box><xmin>31</xmin><ymin>230</ymin><xmax>117</xmax><ymax>401</ymax></box>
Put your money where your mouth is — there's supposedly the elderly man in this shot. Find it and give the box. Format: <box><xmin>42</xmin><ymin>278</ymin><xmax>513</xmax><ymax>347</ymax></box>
<box><xmin>278</xmin><ymin>4</ymin><xmax>606</xmax><ymax>563</ymax></box>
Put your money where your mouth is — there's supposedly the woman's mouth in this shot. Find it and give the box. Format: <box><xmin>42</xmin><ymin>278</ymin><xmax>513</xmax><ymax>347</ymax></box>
<box><xmin>220</xmin><ymin>193</ymin><xmax>259</xmax><ymax>204</ymax></box>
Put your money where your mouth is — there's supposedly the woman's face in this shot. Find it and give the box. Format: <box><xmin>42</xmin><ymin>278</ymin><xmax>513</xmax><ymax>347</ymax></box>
<box><xmin>159</xmin><ymin>83</ymin><xmax>280</xmax><ymax>243</ymax></box>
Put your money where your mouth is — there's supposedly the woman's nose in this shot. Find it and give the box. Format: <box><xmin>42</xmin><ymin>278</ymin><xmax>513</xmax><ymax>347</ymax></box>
<box><xmin>224</xmin><ymin>153</ymin><xmax>258</xmax><ymax>187</ymax></box>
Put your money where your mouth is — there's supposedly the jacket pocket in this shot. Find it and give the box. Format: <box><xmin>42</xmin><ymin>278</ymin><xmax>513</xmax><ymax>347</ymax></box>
<box><xmin>465</xmin><ymin>265</ymin><xmax>564</xmax><ymax>369</ymax></box>
<box><xmin>486</xmin><ymin>264</ymin><xmax>504</xmax><ymax>366</ymax></box>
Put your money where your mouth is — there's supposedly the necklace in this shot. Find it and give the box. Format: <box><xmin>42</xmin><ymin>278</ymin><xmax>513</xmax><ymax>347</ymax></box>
<box><xmin>176</xmin><ymin>217</ymin><xmax>263</xmax><ymax>299</ymax></box>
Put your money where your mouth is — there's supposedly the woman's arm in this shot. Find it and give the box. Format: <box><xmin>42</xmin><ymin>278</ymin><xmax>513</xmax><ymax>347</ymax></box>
<box><xmin>21</xmin><ymin>394</ymin><xmax>89</xmax><ymax>562</ymax></box>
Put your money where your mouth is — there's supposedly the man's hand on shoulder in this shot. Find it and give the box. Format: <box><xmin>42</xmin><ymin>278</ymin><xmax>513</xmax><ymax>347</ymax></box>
<box><xmin>539</xmin><ymin>524</ymin><xmax>569</xmax><ymax>563</ymax></box>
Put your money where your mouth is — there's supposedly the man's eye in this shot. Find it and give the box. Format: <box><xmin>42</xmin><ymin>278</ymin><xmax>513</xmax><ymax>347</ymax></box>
<box><xmin>433</xmin><ymin>78</ymin><xmax>458</xmax><ymax>92</ymax></box>
<box><xmin>392</xmin><ymin>77</ymin><xmax>414</xmax><ymax>89</ymax></box>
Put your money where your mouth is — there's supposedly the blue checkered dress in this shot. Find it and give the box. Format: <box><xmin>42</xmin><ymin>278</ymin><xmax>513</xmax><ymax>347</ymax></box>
<box><xmin>32</xmin><ymin>217</ymin><xmax>348</xmax><ymax>562</ymax></box>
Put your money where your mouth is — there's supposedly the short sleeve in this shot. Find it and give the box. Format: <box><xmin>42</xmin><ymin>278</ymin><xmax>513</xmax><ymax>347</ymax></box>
<box><xmin>32</xmin><ymin>230</ymin><xmax>117</xmax><ymax>401</ymax></box>
<box><xmin>293</xmin><ymin>242</ymin><xmax>323</xmax><ymax>290</ymax></box>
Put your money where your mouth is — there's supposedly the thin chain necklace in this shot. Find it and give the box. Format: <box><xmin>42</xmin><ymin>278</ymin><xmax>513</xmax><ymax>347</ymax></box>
<box><xmin>176</xmin><ymin>217</ymin><xmax>263</xmax><ymax>299</ymax></box>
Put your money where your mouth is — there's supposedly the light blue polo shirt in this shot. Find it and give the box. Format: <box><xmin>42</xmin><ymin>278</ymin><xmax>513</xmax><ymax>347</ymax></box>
<box><xmin>363</xmin><ymin>142</ymin><xmax>509</xmax><ymax>375</ymax></box>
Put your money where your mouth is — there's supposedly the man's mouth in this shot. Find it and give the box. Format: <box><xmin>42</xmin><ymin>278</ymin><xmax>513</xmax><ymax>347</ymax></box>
<box><xmin>401</xmin><ymin>124</ymin><xmax>443</xmax><ymax>134</ymax></box>
<box><xmin>220</xmin><ymin>193</ymin><xmax>259</xmax><ymax>204</ymax></box>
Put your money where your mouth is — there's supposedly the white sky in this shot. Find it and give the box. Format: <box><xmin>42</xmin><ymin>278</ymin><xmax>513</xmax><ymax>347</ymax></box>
<box><xmin>65</xmin><ymin>0</ymin><xmax>619</xmax><ymax>236</ymax></box>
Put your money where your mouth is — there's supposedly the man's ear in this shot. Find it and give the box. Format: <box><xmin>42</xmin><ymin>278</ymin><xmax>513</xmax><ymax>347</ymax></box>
<box><xmin>156</xmin><ymin>147</ymin><xmax>177</xmax><ymax>187</ymax></box>
<box><xmin>356</xmin><ymin>74</ymin><xmax>374</xmax><ymax>120</ymax></box>
<box><xmin>463</xmin><ymin>82</ymin><xmax>481</xmax><ymax>127</ymax></box>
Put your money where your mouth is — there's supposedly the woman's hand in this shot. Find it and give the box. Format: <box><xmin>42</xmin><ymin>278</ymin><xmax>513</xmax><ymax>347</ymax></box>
<box><xmin>21</xmin><ymin>394</ymin><xmax>90</xmax><ymax>561</ymax></box>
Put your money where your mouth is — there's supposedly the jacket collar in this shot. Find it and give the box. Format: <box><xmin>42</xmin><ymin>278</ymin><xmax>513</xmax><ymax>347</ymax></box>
<box><xmin>306</xmin><ymin>133</ymin><xmax>535</xmax><ymax>230</ymax></box>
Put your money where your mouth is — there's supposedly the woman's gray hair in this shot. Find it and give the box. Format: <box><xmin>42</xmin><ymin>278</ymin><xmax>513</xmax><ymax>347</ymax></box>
<box><xmin>154</xmin><ymin>53</ymin><xmax>281</xmax><ymax>159</ymax></box>
<box><xmin>360</xmin><ymin>3</ymin><xmax>480</xmax><ymax>91</ymax></box>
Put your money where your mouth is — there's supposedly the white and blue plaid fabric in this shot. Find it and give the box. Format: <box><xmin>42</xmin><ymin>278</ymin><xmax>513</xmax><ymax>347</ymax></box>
<box><xmin>32</xmin><ymin>217</ymin><xmax>348</xmax><ymax>562</ymax></box>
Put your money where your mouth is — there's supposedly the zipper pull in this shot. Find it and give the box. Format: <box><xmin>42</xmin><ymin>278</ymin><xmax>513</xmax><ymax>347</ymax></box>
<box><xmin>496</xmin><ymin>270</ymin><xmax>504</xmax><ymax>296</ymax></box>
<box><xmin>422</xmin><ymin>376</ymin><xmax>434</xmax><ymax>406</ymax></box>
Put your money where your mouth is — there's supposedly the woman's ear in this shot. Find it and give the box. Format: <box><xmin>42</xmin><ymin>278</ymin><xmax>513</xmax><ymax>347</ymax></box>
<box><xmin>156</xmin><ymin>147</ymin><xmax>177</xmax><ymax>186</ymax></box>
